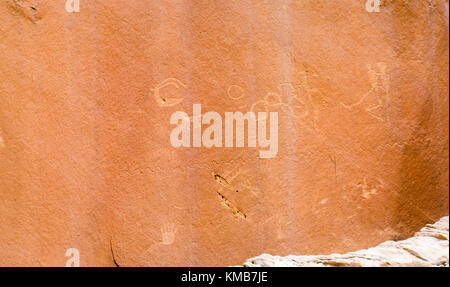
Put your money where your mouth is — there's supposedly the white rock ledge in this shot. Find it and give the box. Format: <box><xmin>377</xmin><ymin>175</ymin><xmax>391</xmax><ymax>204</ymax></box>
<box><xmin>243</xmin><ymin>216</ymin><xmax>449</xmax><ymax>267</ymax></box>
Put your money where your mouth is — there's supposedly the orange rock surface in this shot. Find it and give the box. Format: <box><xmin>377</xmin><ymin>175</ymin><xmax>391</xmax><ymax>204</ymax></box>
<box><xmin>0</xmin><ymin>0</ymin><xmax>448</xmax><ymax>266</ymax></box>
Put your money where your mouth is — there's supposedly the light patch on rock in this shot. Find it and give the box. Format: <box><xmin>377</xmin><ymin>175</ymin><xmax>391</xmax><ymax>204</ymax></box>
<box><xmin>0</xmin><ymin>129</ymin><xmax>4</xmax><ymax>149</ymax></box>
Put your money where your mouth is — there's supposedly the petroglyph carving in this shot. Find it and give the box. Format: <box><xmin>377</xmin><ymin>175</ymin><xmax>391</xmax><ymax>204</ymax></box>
<box><xmin>216</xmin><ymin>191</ymin><xmax>247</xmax><ymax>219</ymax></box>
<box><xmin>344</xmin><ymin>177</ymin><xmax>386</xmax><ymax>200</ymax></box>
<box><xmin>150</xmin><ymin>78</ymin><xmax>187</xmax><ymax>107</ymax></box>
<box><xmin>239</xmin><ymin>177</ymin><xmax>259</xmax><ymax>197</ymax></box>
<box><xmin>227</xmin><ymin>85</ymin><xmax>246</xmax><ymax>100</ymax></box>
<box><xmin>161</xmin><ymin>223</ymin><xmax>177</xmax><ymax>245</ymax></box>
<box><xmin>292</xmin><ymin>71</ymin><xmax>329</xmax><ymax>129</ymax></box>
<box><xmin>212</xmin><ymin>157</ymin><xmax>261</xmax><ymax>218</ymax></box>
<box><xmin>229</xmin><ymin>71</ymin><xmax>328</xmax><ymax>130</ymax></box>
<box><xmin>342</xmin><ymin>63</ymin><xmax>390</xmax><ymax>122</ymax></box>
<box><xmin>6</xmin><ymin>0</ymin><xmax>44</xmax><ymax>22</ymax></box>
<box><xmin>143</xmin><ymin>222</ymin><xmax>178</xmax><ymax>256</ymax></box>
<box><xmin>377</xmin><ymin>142</ymin><xmax>407</xmax><ymax>152</ymax></box>
<box><xmin>213</xmin><ymin>173</ymin><xmax>235</xmax><ymax>192</ymax></box>
<box><xmin>227</xmin><ymin>165</ymin><xmax>259</xmax><ymax>196</ymax></box>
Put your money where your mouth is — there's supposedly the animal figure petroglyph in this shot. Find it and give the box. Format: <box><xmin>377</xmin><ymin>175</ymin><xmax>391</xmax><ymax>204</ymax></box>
<box><xmin>229</xmin><ymin>71</ymin><xmax>328</xmax><ymax>130</ymax></box>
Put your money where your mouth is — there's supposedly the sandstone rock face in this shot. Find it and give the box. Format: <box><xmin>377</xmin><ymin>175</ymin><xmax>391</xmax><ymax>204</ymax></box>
<box><xmin>243</xmin><ymin>216</ymin><xmax>449</xmax><ymax>267</ymax></box>
<box><xmin>0</xmin><ymin>1</ymin><xmax>449</xmax><ymax>266</ymax></box>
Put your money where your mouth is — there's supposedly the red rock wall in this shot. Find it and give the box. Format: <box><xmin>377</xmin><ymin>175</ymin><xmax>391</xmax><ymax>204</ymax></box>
<box><xmin>0</xmin><ymin>0</ymin><xmax>448</xmax><ymax>266</ymax></box>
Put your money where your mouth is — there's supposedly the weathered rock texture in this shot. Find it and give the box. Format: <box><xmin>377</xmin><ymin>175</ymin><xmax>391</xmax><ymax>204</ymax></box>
<box><xmin>243</xmin><ymin>216</ymin><xmax>449</xmax><ymax>267</ymax></box>
<box><xmin>0</xmin><ymin>1</ymin><xmax>449</xmax><ymax>266</ymax></box>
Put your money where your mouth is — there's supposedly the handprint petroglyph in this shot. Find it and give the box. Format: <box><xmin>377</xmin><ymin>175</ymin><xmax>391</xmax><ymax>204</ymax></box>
<box><xmin>161</xmin><ymin>223</ymin><xmax>177</xmax><ymax>245</ymax></box>
<box><xmin>143</xmin><ymin>222</ymin><xmax>178</xmax><ymax>256</ymax></box>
